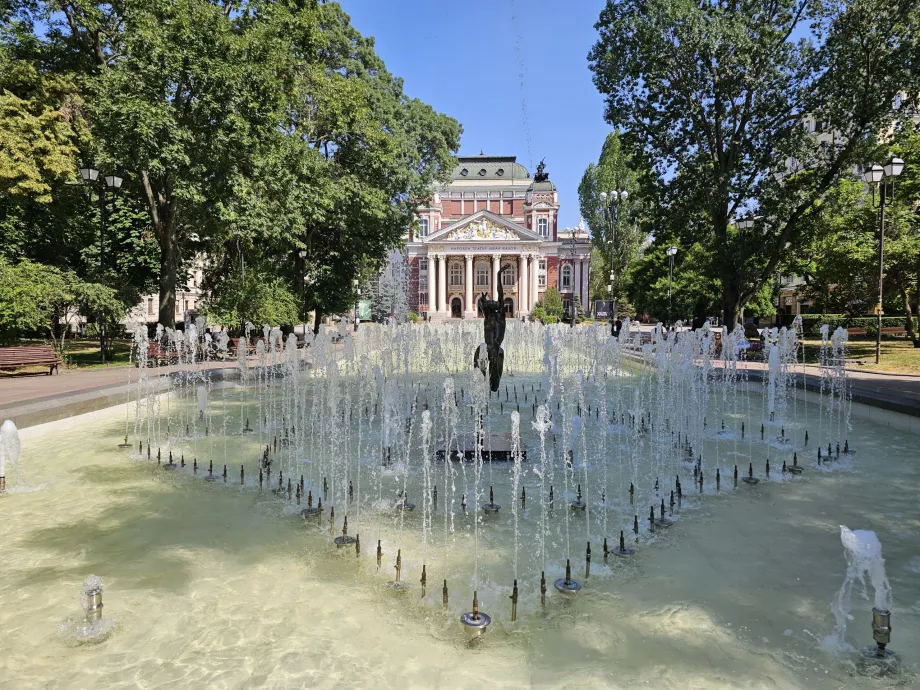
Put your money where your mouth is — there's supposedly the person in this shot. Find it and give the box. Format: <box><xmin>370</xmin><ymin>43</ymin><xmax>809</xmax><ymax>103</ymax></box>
<box><xmin>613</xmin><ymin>318</ymin><xmax>622</xmax><ymax>337</ymax></box>
<box><xmin>354</xmin><ymin>315</ymin><xmax>359</xmax><ymax>332</ymax></box>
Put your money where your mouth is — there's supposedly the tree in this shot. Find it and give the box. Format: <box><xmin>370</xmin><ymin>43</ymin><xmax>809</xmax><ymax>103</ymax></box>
<box><xmin>50</xmin><ymin>0</ymin><xmax>301</xmax><ymax>327</ymax></box>
<box><xmin>0</xmin><ymin>257</ymin><xmax>121</xmax><ymax>357</ymax></box>
<box><xmin>199</xmin><ymin>268</ymin><xmax>298</xmax><ymax>331</ymax></box>
<box><xmin>590</xmin><ymin>0</ymin><xmax>920</xmax><ymax>327</ymax></box>
<box><xmin>578</xmin><ymin>131</ymin><xmax>648</xmax><ymax>314</ymax></box>
<box><xmin>532</xmin><ymin>286</ymin><xmax>565</xmax><ymax>324</ymax></box>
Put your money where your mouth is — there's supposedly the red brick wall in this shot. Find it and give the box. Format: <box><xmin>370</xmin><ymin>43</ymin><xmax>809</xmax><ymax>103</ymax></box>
<box><xmin>546</xmin><ymin>257</ymin><xmax>559</xmax><ymax>296</ymax></box>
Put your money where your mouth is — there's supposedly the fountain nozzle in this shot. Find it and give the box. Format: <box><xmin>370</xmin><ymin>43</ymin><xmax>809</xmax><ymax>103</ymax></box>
<box><xmin>872</xmin><ymin>607</ymin><xmax>891</xmax><ymax>655</ymax></box>
<box><xmin>460</xmin><ymin>590</ymin><xmax>491</xmax><ymax>637</ymax></box>
<box><xmin>554</xmin><ymin>558</ymin><xmax>582</xmax><ymax>594</ymax></box>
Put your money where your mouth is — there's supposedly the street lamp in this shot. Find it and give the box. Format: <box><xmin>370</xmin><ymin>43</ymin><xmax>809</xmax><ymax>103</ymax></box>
<box><xmin>600</xmin><ymin>189</ymin><xmax>628</xmax><ymax>335</ymax></box>
<box><xmin>863</xmin><ymin>156</ymin><xmax>905</xmax><ymax>364</ymax></box>
<box><xmin>80</xmin><ymin>165</ymin><xmax>123</xmax><ymax>361</ymax></box>
<box><xmin>298</xmin><ymin>249</ymin><xmax>307</xmax><ymax>335</ymax></box>
<box><xmin>565</xmin><ymin>231</ymin><xmax>578</xmax><ymax>328</ymax></box>
<box><xmin>352</xmin><ymin>278</ymin><xmax>360</xmax><ymax>332</ymax></box>
<box><xmin>666</xmin><ymin>246</ymin><xmax>678</xmax><ymax>326</ymax></box>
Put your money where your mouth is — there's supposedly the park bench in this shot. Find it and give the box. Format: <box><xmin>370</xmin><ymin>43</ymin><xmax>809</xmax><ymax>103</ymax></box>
<box><xmin>880</xmin><ymin>326</ymin><xmax>907</xmax><ymax>337</ymax></box>
<box><xmin>0</xmin><ymin>345</ymin><xmax>61</xmax><ymax>375</ymax></box>
<box><xmin>846</xmin><ymin>328</ymin><xmax>867</xmax><ymax>337</ymax></box>
<box><xmin>143</xmin><ymin>342</ymin><xmax>177</xmax><ymax>367</ymax></box>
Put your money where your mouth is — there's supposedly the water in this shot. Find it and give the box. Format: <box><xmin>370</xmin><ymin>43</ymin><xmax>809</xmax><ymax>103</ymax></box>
<box><xmin>1</xmin><ymin>321</ymin><xmax>918</xmax><ymax>687</ymax></box>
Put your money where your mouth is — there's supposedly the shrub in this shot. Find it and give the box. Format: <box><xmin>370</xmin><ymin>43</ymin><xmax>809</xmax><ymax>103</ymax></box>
<box><xmin>407</xmin><ymin>311</ymin><xmax>420</xmax><ymax>324</ymax></box>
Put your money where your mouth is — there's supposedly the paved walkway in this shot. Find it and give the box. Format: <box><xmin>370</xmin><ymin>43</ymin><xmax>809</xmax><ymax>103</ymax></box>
<box><xmin>2</xmin><ymin>337</ymin><xmax>918</xmax><ymax>427</ymax></box>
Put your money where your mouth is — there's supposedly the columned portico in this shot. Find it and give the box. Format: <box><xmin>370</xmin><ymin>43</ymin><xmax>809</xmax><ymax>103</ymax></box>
<box><xmin>464</xmin><ymin>253</ymin><xmax>474</xmax><ymax>318</ymax></box>
<box><xmin>491</xmin><ymin>254</ymin><xmax>502</xmax><ymax>301</ymax></box>
<box><xmin>436</xmin><ymin>254</ymin><xmax>447</xmax><ymax>314</ymax></box>
<box><xmin>518</xmin><ymin>254</ymin><xmax>528</xmax><ymax>315</ymax></box>
<box><xmin>529</xmin><ymin>254</ymin><xmax>538</xmax><ymax>309</ymax></box>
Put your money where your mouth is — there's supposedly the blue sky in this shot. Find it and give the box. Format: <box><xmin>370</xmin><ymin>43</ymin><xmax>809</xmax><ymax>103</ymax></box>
<box><xmin>343</xmin><ymin>0</ymin><xmax>611</xmax><ymax>229</ymax></box>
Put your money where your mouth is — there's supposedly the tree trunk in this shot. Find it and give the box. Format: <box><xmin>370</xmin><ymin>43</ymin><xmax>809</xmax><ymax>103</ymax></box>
<box><xmin>902</xmin><ymin>284</ymin><xmax>919</xmax><ymax>348</ymax></box>
<box><xmin>313</xmin><ymin>307</ymin><xmax>323</xmax><ymax>335</ymax></box>
<box><xmin>158</xmin><ymin>233</ymin><xmax>178</xmax><ymax>327</ymax></box>
<box><xmin>721</xmin><ymin>285</ymin><xmax>742</xmax><ymax>331</ymax></box>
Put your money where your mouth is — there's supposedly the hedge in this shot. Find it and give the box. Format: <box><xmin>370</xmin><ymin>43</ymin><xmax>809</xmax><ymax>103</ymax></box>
<box><xmin>796</xmin><ymin>314</ymin><xmax>917</xmax><ymax>337</ymax></box>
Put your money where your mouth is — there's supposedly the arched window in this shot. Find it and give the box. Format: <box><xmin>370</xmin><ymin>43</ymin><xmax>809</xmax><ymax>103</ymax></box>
<box><xmin>501</xmin><ymin>262</ymin><xmax>516</xmax><ymax>286</ymax></box>
<box><xmin>418</xmin><ymin>218</ymin><xmax>429</xmax><ymax>237</ymax></box>
<box><xmin>475</xmin><ymin>262</ymin><xmax>490</xmax><ymax>287</ymax></box>
<box><xmin>449</xmin><ymin>262</ymin><xmax>463</xmax><ymax>286</ymax></box>
<box><xmin>561</xmin><ymin>264</ymin><xmax>572</xmax><ymax>289</ymax></box>
<box><xmin>537</xmin><ymin>218</ymin><xmax>548</xmax><ymax>237</ymax></box>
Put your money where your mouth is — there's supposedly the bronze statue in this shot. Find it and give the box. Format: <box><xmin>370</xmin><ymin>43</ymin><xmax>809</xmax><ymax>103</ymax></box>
<box><xmin>474</xmin><ymin>264</ymin><xmax>512</xmax><ymax>391</ymax></box>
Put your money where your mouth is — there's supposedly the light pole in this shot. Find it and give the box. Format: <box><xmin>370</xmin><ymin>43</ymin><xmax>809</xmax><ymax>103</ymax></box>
<box><xmin>863</xmin><ymin>156</ymin><xmax>905</xmax><ymax>364</ymax></box>
<box><xmin>600</xmin><ymin>189</ymin><xmax>628</xmax><ymax>335</ymax></box>
<box><xmin>565</xmin><ymin>232</ymin><xmax>577</xmax><ymax>327</ymax></box>
<box><xmin>353</xmin><ymin>278</ymin><xmax>360</xmax><ymax>332</ymax></box>
<box><xmin>80</xmin><ymin>165</ymin><xmax>123</xmax><ymax>361</ymax></box>
<box><xmin>298</xmin><ymin>249</ymin><xmax>307</xmax><ymax>336</ymax></box>
<box><xmin>666</xmin><ymin>246</ymin><xmax>677</xmax><ymax>326</ymax></box>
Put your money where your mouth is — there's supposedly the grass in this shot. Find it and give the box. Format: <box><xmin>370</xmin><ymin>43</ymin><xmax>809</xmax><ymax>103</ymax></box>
<box><xmin>801</xmin><ymin>336</ymin><xmax>920</xmax><ymax>375</ymax></box>
<box><xmin>62</xmin><ymin>339</ymin><xmax>134</xmax><ymax>369</ymax></box>
<box><xmin>1</xmin><ymin>338</ymin><xmax>135</xmax><ymax>372</ymax></box>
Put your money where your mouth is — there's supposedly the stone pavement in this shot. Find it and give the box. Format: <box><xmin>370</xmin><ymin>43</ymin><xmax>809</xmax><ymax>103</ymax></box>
<box><xmin>0</xmin><ymin>360</ymin><xmax>246</xmax><ymax>428</ymax></box>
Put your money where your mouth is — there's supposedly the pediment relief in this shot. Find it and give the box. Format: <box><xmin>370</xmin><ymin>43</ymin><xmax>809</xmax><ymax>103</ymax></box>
<box><xmin>445</xmin><ymin>217</ymin><xmax>519</xmax><ymax>241</ymax></box>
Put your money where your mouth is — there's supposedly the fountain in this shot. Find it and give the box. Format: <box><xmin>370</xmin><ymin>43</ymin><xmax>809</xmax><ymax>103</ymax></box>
<box><xmin>0</xmin><ymin>419</ymin><xmax>20</xmax><ymax>493</ymax></box>
<box><xmin>826</xmin><ymin>526</ymin><xmax>899</xmax><ymax>674</ymax></box>
<box><xmin>58</xmin><ymin>575</ymin><xmax>116</xmax><ymax>644</ymax></box>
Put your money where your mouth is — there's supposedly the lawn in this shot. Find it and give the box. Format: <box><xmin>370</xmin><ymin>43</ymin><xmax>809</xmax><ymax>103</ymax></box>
<box><xmin>1</xmin><ymin>338</ymin><xmax>135</xmax><ymax>372</ymax></box>
<box><xmin>801</xmin><ymin>337</ymin><xmax>920</xmax><ymax>375</ymax></box>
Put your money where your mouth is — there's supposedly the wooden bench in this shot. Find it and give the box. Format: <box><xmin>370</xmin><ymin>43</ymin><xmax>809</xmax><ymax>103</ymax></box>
<box><xmin>846</xmin><ymin>328</ymin><xmax>867</xmax><ymax>337</ymax></box>
<box><xmin>0</xmin><ymin>345</ymin><xmax>61</xmax><ymax>375</ymax></box>
<box><xmin>143</xmin><ymin>342</ymin><xmax>177</xmax><ymax>367</ymax></box>
<box><xmin>880</xmin><ymin>326</ymin><xmax>907</xmax><ymax>336</ymax></box>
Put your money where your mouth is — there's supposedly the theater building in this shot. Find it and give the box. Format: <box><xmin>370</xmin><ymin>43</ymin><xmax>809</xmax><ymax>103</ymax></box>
<box><xmin>405</xmin><ymin>154</ymin><xmax>591</xmax><ymax>320</ymax></box>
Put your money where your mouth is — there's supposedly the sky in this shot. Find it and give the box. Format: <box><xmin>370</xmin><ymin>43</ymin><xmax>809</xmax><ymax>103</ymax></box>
<box><xmin>343</xmin><ymin>0</ymin><xmax>611</xmax><ymax>229</ymax></box>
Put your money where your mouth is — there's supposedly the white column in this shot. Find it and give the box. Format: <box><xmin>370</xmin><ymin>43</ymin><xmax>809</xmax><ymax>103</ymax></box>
<box><xmin>518</xmin><ymin>254</ymin><xmax>527</xmax><ymax>315</ymax></box>
<box><xmin>465</xmin><ymin>253</ymin><xmax>474</xmax><ymax>315</ymax></box>
<box><xmin>530</xmin><ymin>255</ymin><xmax>539</xmax><ymax>309</ymax></box>
<box><xmin>437</xmin><ymin>254</ymin><xmax>447</xmax><ymax>314</ymax></box>
<box><xmin>492</xmin><ymin>254</ymin><xmax>501</xmax><ymax>301</ymax></box>
<box><xmin>427</xmin><ymin>256</ymin><xmax>435</xmax><ymax>314</ymax></box>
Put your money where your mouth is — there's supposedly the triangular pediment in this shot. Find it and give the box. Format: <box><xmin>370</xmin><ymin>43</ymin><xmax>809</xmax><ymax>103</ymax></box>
<box><xmin>425</xmin><ymin>209</ymin><xmax>542</xmax><ymax>243</ymax></box>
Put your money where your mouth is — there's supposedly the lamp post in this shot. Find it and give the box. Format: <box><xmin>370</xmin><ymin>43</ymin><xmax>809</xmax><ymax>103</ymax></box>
<box><xmin>863</xmin><ymin>156</ymin><xmax>905</xmax><ymax>365</ymax></box>
<box><xmin>600</xmin><ymin>189</ymin><xmax>628</xmax><ymax>335</ymax></box>
<box><xmin>80</xmin><ymin>165</ymin><xmax>123</xmax><ymax>361</ymax></box>
<box><xmin>666</xmin><ymin>246</ymin><xmax>677</xmax><ymax>326</ymax></box>
<box><xmin>565</xmin><ymin>231</ymin><xmax>577</xmax><ymax>327</ymax></box>
<box><xmin>298</xmin><ymin>249</ymin><xmax>307</xmax><ymax>336</ymax></box>
<box><xmin>352</xmin><ymin>278</ymin><xmax>360</xmax><ymax>332</ymax></box>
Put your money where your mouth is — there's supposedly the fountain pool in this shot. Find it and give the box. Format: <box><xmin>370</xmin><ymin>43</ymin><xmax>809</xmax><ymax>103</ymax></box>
<box><xmin>1</xmin><ymin>321</ymin><xmax>918</xmax><ymax>688</ymax></box>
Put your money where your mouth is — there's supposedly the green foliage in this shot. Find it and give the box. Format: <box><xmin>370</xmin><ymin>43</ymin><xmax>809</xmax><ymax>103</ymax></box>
<box><xmin>407</xmin><ymin>311</ymin><xmax>420</xmax><ymax>324</ymax></box>
<box><xmin>200</xmin><ymin>269</ymin><xmax>299</xmax><ymax>331</ymax></box>
<box><xmin>530</xmin><ymin>305</ymin><xmax>547</xmax><ymax>323</ymax></box>
<box><xmin>589</xmin><ymin>0</ymin><xmax>920</xmax><ymax>326</ymax></box>
<box><xmin>796</xmin><ymin>314</ymin><xmax>918</xmax><ymax>337</ymax></box>
<box><xmin>539</xmin><ymin>287</ymin><xmax>565</xmax><ymax>319</ymax></box>
<box><xmin>0</xmin><ymin>256</ymin><xmax>122</xmax><ymax>354</ymax></box>
<box><xmin>578</xmin><ymin>131</ymin><xmax>648</xmax><ymax>305</ymax></box>
<box><xmin>1</xmin><ymin>0</ymin><xmax>461</xmax><ymax>333</ymax></box>
<box><xmin>628</xmin><ymin>241</ymin><xmax>721</xmax><ymax>325</ymax></box>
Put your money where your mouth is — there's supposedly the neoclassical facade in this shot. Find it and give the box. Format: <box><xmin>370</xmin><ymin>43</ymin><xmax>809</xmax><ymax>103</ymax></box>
<box><xmin>406</xmin><ymin>155</ymin><xmax>591</xmax><ymax>319</ymax></box>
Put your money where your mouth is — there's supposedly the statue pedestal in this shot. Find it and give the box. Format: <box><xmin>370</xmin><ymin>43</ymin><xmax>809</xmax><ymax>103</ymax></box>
<box><xmin>436</xmin><ymin>433</ymin><xmax>526</xmax><ymax>462</ymax></box>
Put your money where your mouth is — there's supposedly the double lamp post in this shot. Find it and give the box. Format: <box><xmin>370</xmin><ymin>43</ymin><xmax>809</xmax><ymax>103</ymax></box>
<box><xmin>862</xmin><ymin>156</ymin><xmax>905</xmax><ymax>365</ymax></box>
<box><xmin>79</xmin><ymin>165</ymin><xmax>123</xmax><ymax>361</ymax></box>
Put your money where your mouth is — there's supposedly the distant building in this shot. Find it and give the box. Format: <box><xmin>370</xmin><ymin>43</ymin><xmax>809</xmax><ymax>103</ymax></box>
<box><xmin>405</xmin><ymin>154</ymin><xmax>591</xmax><ymax>320</ymax></box>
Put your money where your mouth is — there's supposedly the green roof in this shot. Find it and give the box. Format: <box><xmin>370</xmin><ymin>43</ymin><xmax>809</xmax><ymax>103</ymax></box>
<box><xmin>450</xmin><ymin>155</ymin><xmax>531</xmax><ymax>181</ymax></box>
